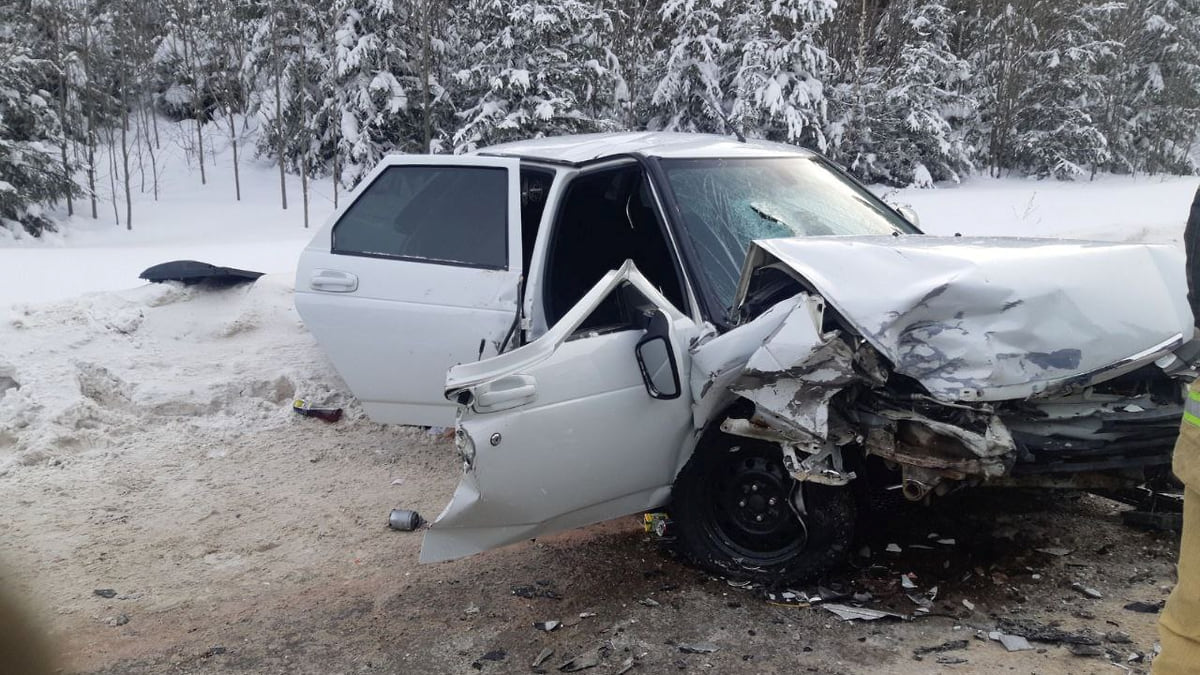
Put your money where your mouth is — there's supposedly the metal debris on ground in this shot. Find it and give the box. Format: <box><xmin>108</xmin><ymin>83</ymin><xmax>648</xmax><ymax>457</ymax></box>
<box><xmin>534</xmin><ymin>620</ymin><xmax>561</xmax><ymax>632</ymax></box>
<box><xmin>913</xmin><ymin>639</ymin><xmax>970</xmax><ymax>659</ymax></box>
<box><xmin>532</xmin><ymin>648</ymin><xmax>554</xmax><ymax>668</ymax></box>
<box><xmin>558</xmin><ymin>649</ymin><xmax>601</xmax><ymax>672</ymax></box>
<box><xmin>1035</xmin><ymin>547</ymin><xmax>1073</xmax><ymax>556</ymax></box>
<box><xmin>907</xmin><ymin>592</ymin><xmax>933</xmax><ymax>610</ymax></box>
<box><xmin>886</xmin><ymin>543</ymin><xmax>903</xmax><ymax>553</ymax></box>
<box><xmin>821</xmin><ymin>603</ymin><xmax>909</xmax><ymax>622</ymax></box>
<box><xmin>615</xmin><ymin>657</ymin><xmax>635</xmax><ymax>675</ymax></box>
<box><xmin>901</xmin><ymin>573</ymin><xmax>918</xmax><ymax>589</ymax></box>
<box><xmin>990</xmin><ymin>633</ymin><xmax>1034</xmax><ymax>652</ymax></box>
<box><xmin>464</xmin><ymin>603</ymin><xmax>480</xmax><ymax>615</ymax></box>
<box><xmin>678</xmin><ymin>642</ymin><xmax>720</xmax><ymax>654</ymax></box>
<box><xmin>937</xmin><ymin>538</ymin><xmax>956</xmax><ymax>545</ymax></box>
<box><xmin>578</xmin><ymin>612</ymin><xmax>597</xmax><ymax>619</ymax></box>
<box><xmin>94</xmin><ymin>588</ymin><xmax>118</xmax><ymax>598</ymax></box>
<box><xmin>1071</xmin><ymin>582</ymin><xmax>1103</xmax><ymax>599</ymax></box>
<box><xmin>766</xmin><ymin>589</ymin><xmax>811</xmax><ymax>606</ymax></box>
<box><xmin>638</xmin><ymin>598</ymin><xmax>660</xmax><ymax>607</ymax></box>
<box><xmin>962</xmin><ymin>599</ymin><xmax>976</xmax><ymax>612</ymax></box>
<box><xmin>387</xmin><ymin>508</ymin><xmax>423</xmax><ymax>531</ymax></box>
<box><xmin>996</xmin><ymin>618</ymin><xmax>1102</xmax><ymax>645</ymax></box>
<box><xmin>936</xmin><ymin>656</ymin><xmax>968</xmax><ymax>665</ymax></box>
<box><xmin>1124</xmin><ymin>600</ymin><xmax>1165</xmax><ymax>613</ymax></box>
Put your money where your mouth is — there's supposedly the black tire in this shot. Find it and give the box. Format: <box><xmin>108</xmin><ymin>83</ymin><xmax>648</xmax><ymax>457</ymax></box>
<box><xmin>668</xmin><ymin>428</ymin><xmax>856</xmax><ymax>586</ymax></box>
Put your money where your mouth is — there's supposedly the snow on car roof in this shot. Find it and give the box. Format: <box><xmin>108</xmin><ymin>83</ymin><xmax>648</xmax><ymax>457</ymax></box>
<box><xmin>472</xmin><ymin>131</ymin><xmax>816</xmax><ymax>166</ymax></box>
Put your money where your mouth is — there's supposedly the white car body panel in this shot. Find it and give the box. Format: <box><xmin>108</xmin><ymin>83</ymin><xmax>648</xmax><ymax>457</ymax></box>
<box><xmin>737</xmin><ymin>235</ymin><xmax>1194</xmax><ymax>402</ymax></box>
<box><xmin>294</xmin><ymin>155</ymin><xmax>524</xmax><ymax>427</ymax></box>
<box><xmin>421</xmin><ymin>262</ymin><xmax>697</xmax><ymax>563</ymax></box>
<box><xmin>295</xmin><ymin>134</ymin><xmax>1197</xmax><ymax>567</ymax></box>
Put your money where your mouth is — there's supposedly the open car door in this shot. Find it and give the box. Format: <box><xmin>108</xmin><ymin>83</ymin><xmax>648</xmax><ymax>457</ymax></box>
<box><xmin>295</xmin><ymin>156</ymin><xmax>523</xmax><ymax>427</ymax></box>
<box><xmin>421</xmin><ymin>261</ymin><xmax>698</xmax><ymax>563</ymax></box>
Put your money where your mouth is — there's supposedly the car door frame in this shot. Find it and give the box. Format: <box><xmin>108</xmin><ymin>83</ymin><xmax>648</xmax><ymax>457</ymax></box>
<box><xmin>516</xmin><ymin>156</ymin><xmax>704</xmax><ymax>342</ymax></box>
<box><xmin>294</xmin><ymin>154</ymin><xmax>526</xmax><ymax>427</ymax></box>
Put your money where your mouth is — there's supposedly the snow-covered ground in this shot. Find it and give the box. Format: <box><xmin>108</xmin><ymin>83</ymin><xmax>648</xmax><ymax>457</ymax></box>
<box><xmin>1</xmin><ymin>122</ymin><xmax>1198</xmax><ymax>472</ymax></box>
<box><xmin>0</xmin><ymin>120</ymin><xmax>337</xmax><ymax>307</ymax></box>
<box><xmin>882</xmin><ymin>173</ymin><xmax>1198</xmax><ymax>243</ymax></box>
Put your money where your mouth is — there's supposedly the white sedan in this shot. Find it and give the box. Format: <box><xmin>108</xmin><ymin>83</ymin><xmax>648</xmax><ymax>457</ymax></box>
<box><xmin>296</xmin><ymin>133</ymin><xmax>1195</xmax><ymax>584</ymax></box>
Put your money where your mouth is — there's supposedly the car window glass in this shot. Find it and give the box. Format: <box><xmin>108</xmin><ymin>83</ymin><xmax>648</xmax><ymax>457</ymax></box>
<box><xmin>333</xmin><ymin>165</ymin><xmax>508</xmax><ymax>269</ymax></box>
<box><xmin>662</xmin><ymin>157</ymin><xmax>915</xmax><ymax>312</ymax></box>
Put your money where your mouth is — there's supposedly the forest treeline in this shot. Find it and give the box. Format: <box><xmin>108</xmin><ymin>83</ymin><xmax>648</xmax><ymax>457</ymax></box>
<box><xmin>1</xmin><ymin>0</ymin><xmax>1198</xmax><ymax>235</ymax></box>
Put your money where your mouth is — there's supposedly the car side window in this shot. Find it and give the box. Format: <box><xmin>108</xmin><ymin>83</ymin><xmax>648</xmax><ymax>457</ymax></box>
<box><xmin>333</xmin><ymin>165</ymin><xmax>509</xmax><ymax>269</ymax></box>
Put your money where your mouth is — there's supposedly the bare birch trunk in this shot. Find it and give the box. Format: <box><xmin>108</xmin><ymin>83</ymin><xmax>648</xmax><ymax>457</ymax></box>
<box><xmin>271</xmin><ymin>4</ymin><xmax>288</xmax><ymax>210</ymax></box>
<box><xmin>121</xmin><ymin>85</ymin><xmax>132</xmax><ymax>229</ymax></box>
<box><xmin>106</xmin><ymin>126</ymin><xmax>119</xmax><ymax>226</ymax></box>
<box><xmin>302</xmin><ymin>160</ymin><xmax>309</xmax><ymax>229</ymax></box>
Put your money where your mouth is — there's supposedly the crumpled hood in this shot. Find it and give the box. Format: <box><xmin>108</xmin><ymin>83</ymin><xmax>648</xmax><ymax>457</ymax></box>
<box><xmin>736</xmin><ymin>235</ymin><xmax>1194</xmax><ymax>402</ymax></box>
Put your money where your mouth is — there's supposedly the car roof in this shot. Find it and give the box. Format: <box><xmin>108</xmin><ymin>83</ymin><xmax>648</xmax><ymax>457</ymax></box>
<box><xmin>472</xmin><ymin>131</ymin><xmax>817</xmax><ymax>167</ymax></box>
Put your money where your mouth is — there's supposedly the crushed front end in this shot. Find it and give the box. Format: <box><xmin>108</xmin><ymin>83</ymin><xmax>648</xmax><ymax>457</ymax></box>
<box><xmin>697</xmin><ymin>235</ymin><xmax>1198</xmax><ymax>501</ymax></box>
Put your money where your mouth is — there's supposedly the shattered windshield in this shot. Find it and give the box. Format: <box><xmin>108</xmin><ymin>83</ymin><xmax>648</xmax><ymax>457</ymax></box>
<box><xmin>661</xmin><ymin>157</ymin><xmax>917</xmax><ymax>315</ymax></box>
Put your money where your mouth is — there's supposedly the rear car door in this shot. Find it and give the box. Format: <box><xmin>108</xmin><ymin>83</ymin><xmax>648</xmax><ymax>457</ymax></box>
<box><xmin>420</xmin><ymin>262</ymin><xmax>698</xmax><ymax>562</ymax></box>
<box><xmin>295</xmin><ymin>156</ymin><xmax>524</xmax><ymax>427</ymax></box>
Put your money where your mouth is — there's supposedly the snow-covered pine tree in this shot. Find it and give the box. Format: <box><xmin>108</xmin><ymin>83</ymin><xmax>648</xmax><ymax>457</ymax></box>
<box><xmin>730</xmin><ymin>0</ymin><xmax>835</xmax><ymax>148</ymax></box>
<box><xmin>958</xmin><ymin>0</ymin><xmax>1116</xmax><ymax>179</ymax></box>
<box><xmin>602</xmin><ymin>0</ymin><xmax>662</xmax><ymax>130</ymax></box>
<box><xmin>1111</xmin><ymin>0</ymin><xmax>1200</xmax><ymax>175</ymax></box>
<box><xmin>0</xmin><ymin>9</ymin><xmax>78</xmax><ymax>236</ymax></box>
<box><xmin>1010</xmin><ymin>0</ymin><xmax>1118</xmax><ymax>178</ymax></box>
<box><xmin>826</xmin><ymin>0</ymin><xmax>974</xmax><ymax>186</ymax></box>
<box><xmin>647</xmin><ymin>0</ymin><xmax>732</xmax><ymax>134</ymax></box>
<box><xmin>450</xmin><ymin>0</ymin><xmax>621</xmax><ymax>152</ymax></box>
<box><xmin>326</xmin><ymin>0</ymin><xmax>417</xmax><ymax>186</ymax></box>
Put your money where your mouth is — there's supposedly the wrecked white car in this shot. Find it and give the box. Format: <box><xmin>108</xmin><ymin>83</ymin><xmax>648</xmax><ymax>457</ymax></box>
<box><xmin>296</xmin><ymin>133</ymin><xmax>1197</xmax><ymax>583</ymax></box>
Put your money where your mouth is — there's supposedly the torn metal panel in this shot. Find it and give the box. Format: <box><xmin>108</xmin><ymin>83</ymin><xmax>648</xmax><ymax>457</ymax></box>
<box><xmin>727</xmin><ymin>294</ymin><xmax>858</xmax><ymax>440</ymax></box>
<box><xmin>688</xmin><ymin>297</ymin><xmax>797</xmax><ymax>427</ymax></box>
<box><xmin>735</xmin><ymin>236</ymin><xmax>1194</xmax><ymax>402</ymax></box>
<box><xmin>822</xmin><ymin>603</ymin><xmax>909</xmax><ymax>621</ymax></box>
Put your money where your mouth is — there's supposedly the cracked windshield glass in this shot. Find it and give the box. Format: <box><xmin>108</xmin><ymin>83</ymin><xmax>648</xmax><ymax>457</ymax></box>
<box><xmin>662</xmin><ymin>157</ymin><xmax>916</xmax><ymax>313</ymax></box>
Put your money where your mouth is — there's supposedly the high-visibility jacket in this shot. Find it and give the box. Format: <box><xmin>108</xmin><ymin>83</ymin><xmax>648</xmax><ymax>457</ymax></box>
<box><xmin>1156</xmin><ymin>381</ymin><xmax>1200</xmax><ymax>674</ymax></box>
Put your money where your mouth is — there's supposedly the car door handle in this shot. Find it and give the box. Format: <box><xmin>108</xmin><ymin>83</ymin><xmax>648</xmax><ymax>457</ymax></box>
<box><xmin>475</xmin><ymin>375</ymin><xmax>537</xmax><ymax>410</ymax></box>
<box><xmin>310</xmin><ymin>269</ymin><xmax>358</xmax><ymax>292</ymax></box>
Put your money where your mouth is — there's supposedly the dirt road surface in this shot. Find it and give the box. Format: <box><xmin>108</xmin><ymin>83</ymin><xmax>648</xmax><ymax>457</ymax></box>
<box><xmin>1</xmin><ymin>406</ymin><xmax>1180</xmax><ymax>674</ymax></box>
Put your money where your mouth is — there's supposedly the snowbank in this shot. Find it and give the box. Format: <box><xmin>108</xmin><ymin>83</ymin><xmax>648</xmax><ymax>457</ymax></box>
<box><xmin>0</xmin><ymin>276</ymin><xmax>350</xmax><ymax>472</ymax></box>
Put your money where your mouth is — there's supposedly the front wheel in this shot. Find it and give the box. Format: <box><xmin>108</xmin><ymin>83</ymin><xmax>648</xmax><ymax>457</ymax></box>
<box><xmin>668</xmin><ymin>430</ymin><xmax>855</xmax><ymax>586</ymax></box>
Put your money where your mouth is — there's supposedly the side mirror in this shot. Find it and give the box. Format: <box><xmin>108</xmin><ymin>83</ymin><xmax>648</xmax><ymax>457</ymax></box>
<box><xmin>634</xmin><ymin>309</ymin><xmax>680</xmax><ymax>400</ymax></box>
<box><xmin>635</xmin><ymin>336</ymin><xmax>680</xmax><ymax>399</ymax></box>
<box><xmin>896</xmin><ymin>205</ymin><xmax>920</xmax><ymax>226</ymax></box>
